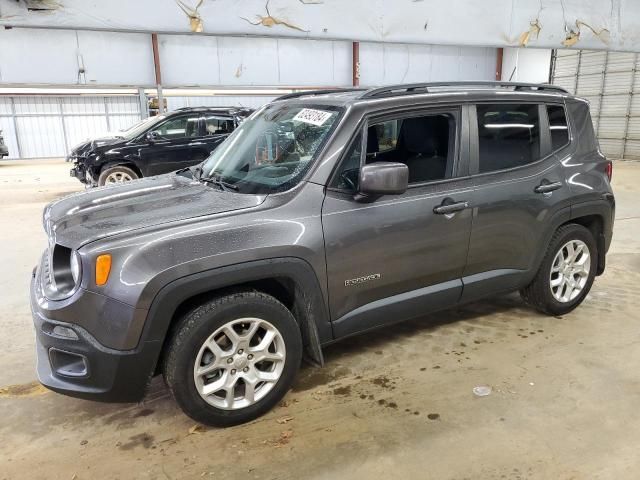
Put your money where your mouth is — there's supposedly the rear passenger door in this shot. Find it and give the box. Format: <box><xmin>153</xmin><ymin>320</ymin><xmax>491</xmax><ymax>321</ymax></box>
<box><xmin>461</xmin><ymin>101</ymin><xmax>572</xmax><ymax>302</ymax></box>
<box><xmin>322</xmin><ymin>106</ymin><xmax>475</xmax><ymax>338</ymax></box>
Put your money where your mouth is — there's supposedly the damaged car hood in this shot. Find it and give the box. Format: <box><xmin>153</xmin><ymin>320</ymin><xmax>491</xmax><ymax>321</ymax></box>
<box><xmin>68</xmin><ymin>136</ymin><xmax>124</xmax><ymax>158</ymax></box>
<box><xmin>44</xmin><ymin>174</ymin><xmax>266</xmax><ymax>249</ymax></box>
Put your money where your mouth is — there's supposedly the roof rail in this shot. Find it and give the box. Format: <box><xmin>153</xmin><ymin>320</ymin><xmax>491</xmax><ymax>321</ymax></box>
<box><xmin>274</xmin><ymin>88</ymin><xmax>366</xmax><ymax>102</ymax></box>
<box><xmin>360</xmin><ymin>81</ymin><xmax>568</xmax><ymax>99</ymax></box>
<box><xmin>174</xmin><ymin>106</ymin><xmax>240</xmax><ymax>111</ymax></box>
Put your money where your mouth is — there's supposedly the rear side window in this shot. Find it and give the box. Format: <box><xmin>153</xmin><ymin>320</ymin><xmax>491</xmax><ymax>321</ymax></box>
<box><xmin>547</xmin><ymin>105</ymin><xmax>570</xmax><ymax>151</ymax></box>
<box><xmin>204</xmin><ymin>115</ymin><xmax>235</xmax><ymax>135</ymax></box>
<box><xmin>476</xmin><ymin>104</ymin><xmax>541</xmax><ymax>173</ymax></box>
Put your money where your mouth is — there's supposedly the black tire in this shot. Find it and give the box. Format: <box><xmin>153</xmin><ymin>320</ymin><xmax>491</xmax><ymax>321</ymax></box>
<box><xmin>520</xmin><ymin>223</ymin><xmax>597</xmax><ymax>315</ymax></box>
<box><xmin>163</xmin><ymin>291</ymin><xmax>302</xmax><ymax>427</ymax></box>
<box><xmin>97</xmin><ymin>165</ymin><xmax>139</xmax><ymax>186</ymax></box>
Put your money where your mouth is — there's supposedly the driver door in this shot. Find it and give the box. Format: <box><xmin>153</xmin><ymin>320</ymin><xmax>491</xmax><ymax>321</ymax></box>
<box><xmin>321</xmin><ymin>106</ymin><xmax>474</xmax><ymax>338</ymax></box>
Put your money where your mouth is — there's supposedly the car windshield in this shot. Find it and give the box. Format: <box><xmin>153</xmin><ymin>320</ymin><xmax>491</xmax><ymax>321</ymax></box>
<box><xmin>120</xmin><ymin>115</ymin><xmax>166</xmax><ymax>140</ymax></box>
<box><xmin>200</xmin><ymin>103</ymin><xmax>342</xmax><ymax>194</ymax></box>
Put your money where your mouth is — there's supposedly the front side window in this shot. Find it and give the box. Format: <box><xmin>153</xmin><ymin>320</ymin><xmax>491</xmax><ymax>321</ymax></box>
<box><xmin>201</xmin><ymin>104</ymin><xmax>342</xmax><ymax>194</ymax></box>
<box><xmin>477</xmin><ymin>103</ymin><xmax>541</xmax><ymax>173</ymax></box>
<box><xmin>332</xmin><ymin>112</ymin><xmax>455</xmax><ymax>191</ymax></box>
<box><xmin>154</xmin><ymin>115</ymin><xmax>200</xmax><ymax>139</ymax></box>
<box><xmin>547</xmin><ymin>104</ymin><xmax>570</xmax><ymax>151</ymax></box>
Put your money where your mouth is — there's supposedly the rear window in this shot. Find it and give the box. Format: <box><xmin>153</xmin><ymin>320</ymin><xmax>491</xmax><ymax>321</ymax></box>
<box><xmin>477</xmin><ymin>104</ymin><xmax>541</xmax><ymax>173</ymax></box>
<box><xmin>547</xmin><ymin>105</ymin><xmax>570</xmax><ymax>151</ymax></box>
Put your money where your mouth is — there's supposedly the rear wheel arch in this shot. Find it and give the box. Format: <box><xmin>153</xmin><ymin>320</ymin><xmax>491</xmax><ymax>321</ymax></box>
<box><xmin>141</xmin><ymin>258</ymin><xmax>332</xmax><ymax>377</ymax></box>
<box><xmin>564</xmin><ymin>212</ymin><xmax>607</xmax><ymax>275</ymax></box>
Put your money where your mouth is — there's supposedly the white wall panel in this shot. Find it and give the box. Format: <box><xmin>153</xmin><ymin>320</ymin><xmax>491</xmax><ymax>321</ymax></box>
<box><xmin>501</xmin><ymin>48</ymin><xmax>552</xmax><ymax>83</ymax></box>
<box><xmin>106</xmin><ymin>97</ymin><xmax>141</xmax><ymax>114</ymax></box>
<box><xmin>217</xmin><ymin>37</ymin><xmax>280</xmax><ymax>85</ymax></box>
<box><xmin>0</xmin><ymin>29</ymin><xmax>78</xmax><ymax>84</ymax></box>
<box><xmin>62</xmin><ymin>97</ymin><xmax>106</xmax><ymax>114</ymax></box>
<box><xmin>16</xmin><ymin>117</ymin><xmax>66</xmax><ymax>158</ymax></box>
<box><xmin>76</xmin><ymin>31</ymin><xmax>155</xmax><ymax>85</ymax></box>
<box><xmin>108</xmin><ymin>115</ymin><xmax>142</xmax><ymax>132</ymax></box>
<box><xmin>64</xmin><ymin>116</ymin><xmax>109</xmax><ymax>149</ymax></box>
<box><xmin>277</xmin><ymin>39</ymin><xmax>351</xmax><ymax>86</ymax></box>
<box><xmin>159</xmin><ymin>35</ymin><xmax>221</xmax><ymax>86</ymax></box>
<box><xmin>0</xmin><ymin>28</ymin><xmax>154</xmax><ymax>86</ymax></box>
<box><xmin>0</xmin><ymin>95</ymin><xmax>142</xmax><ymax>159</ymax></box>
<box><xmin>360</xmin><ymin>44</ymin><xmax>496</xmax><ymax>85</ymax></box>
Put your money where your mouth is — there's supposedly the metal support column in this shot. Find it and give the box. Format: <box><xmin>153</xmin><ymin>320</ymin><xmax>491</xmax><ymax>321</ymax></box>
<box><xmin>10</xmin><ymin>97</ymin><xmax>22</xmax><ymax>159</ymax></box>
<box><xmin>621</xmin><ymin>52</ymin><xmax>638</xmax><ymax>160</ymax></box>
<box><xmin>595</xmin><ymin>51</ymin><xmax>609</xmax><ymax>137</ymax></box>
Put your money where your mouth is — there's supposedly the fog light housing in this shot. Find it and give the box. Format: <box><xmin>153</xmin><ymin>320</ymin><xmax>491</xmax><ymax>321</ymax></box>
<box><xmin>49</xmin><ymin>348</ymin><xmax>88</xmax><ymax>378</ymax></box>
<box><xmin>51</xmin><ymin>325</ymin><xmax>79</xmax><ymax>340</ymax></box>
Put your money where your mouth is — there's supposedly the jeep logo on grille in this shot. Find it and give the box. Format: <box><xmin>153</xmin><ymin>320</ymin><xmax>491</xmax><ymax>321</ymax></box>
<box><xmin>345</xmin><ymin>273</ymin><xmax>381</xmax><ymax>287</ymax></box>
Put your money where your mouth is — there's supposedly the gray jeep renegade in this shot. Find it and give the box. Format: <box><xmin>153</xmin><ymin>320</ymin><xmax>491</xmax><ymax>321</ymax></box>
<box><xmin>30</xmin><ymin>82</ymin><xmax>615</xmax><ymax>426</ymax></box>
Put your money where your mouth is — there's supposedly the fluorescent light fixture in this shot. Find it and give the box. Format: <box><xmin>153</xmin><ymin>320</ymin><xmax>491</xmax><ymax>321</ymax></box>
<box><xmin>0</xmin><ymin>87</ymin><xmax>138</xmax><ymax>95</ymax></box>
<box><xmin>484</xmin><ymin>123</ymin><xmax>534</xmax><ymax>129</ymax></box>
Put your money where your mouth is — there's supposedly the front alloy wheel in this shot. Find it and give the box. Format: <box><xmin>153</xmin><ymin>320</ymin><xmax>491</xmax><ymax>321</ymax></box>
<box><xmin>193</xmin><ymin>318</ymin><xmax>286</xmax><ymax>410</ymax></box>
<box><xmin>163</xmin><ymin>291</ymin><xmax>302</xmax><ymax>427</ymax></box>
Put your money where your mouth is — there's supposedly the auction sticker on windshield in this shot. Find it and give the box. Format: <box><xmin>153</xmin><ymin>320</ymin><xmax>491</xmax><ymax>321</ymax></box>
<box><xmin>293</xmin><ymin>108</ymin><xmax>333</xmax><ymax>126</ymax></box>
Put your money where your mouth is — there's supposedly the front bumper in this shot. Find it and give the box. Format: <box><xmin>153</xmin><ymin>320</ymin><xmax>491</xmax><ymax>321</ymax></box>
<box><xmin>30</xmin><ymin>268</ymin><xmax>160</xmax><ymax>403</ymax></box>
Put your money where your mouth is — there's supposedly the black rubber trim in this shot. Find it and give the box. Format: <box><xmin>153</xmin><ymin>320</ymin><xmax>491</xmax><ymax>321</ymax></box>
<box><xmin>140</xmin><ymin>258</ymin><xmax>331</xmax><ymax>371</ymax></box>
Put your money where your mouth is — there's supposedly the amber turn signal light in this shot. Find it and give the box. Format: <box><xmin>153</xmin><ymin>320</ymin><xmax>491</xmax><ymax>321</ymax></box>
<box><xmin>95</xmin><ymin>254</ymin><xmax>112</xmax><ymax>286</ymax></box>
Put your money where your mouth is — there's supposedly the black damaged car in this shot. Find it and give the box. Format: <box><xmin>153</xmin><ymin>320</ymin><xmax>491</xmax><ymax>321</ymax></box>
<box><xmin>68</xmin><ymin>106</ymin><xmax>252</xmax><ymax>186</ymax></box>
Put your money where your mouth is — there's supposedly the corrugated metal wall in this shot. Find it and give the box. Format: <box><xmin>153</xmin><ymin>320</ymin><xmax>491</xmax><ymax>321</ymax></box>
<box><xmin>0</xmin><ymin>96</ymin><xmax>142</xmax><ymax>159</ymax></box>
<box><xmin>166</xmin><ymin>95</ymin><xmax>276</xmax><ymax>111</ymax></box>
<box><xmin>551</xmin><ymin>49</ymin><xmax>640</xmax><ymax>160</ymax></box>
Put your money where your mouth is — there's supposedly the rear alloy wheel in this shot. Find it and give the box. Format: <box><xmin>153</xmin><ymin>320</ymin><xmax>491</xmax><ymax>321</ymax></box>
<box><xmin>549</xmin><ymin>239</ymin><xmax>591</xmax><ymax>303</ymax></box>
<box><xmin>520</xmin><ymin>224</ymin><xmax>596</xmax><ymax>315</ymax></box>
<box><xmin>98</xmin><ymin>165</ymin><xmax>139</xmax><ymax>186</ymax></box>
<box><xmin>163</xmin><ymin>291</ymin><xmax>302</xmax><ymax>427</ymax></box>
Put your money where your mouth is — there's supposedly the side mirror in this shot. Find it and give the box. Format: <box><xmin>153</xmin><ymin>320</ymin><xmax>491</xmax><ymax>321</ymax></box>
<box><xmin>359</xmin><ymin>162</ymin><xmax>408</xmax><ymax>196</ymax></box>
<box><xmin>146</xmin><ymin>131</ymin><xmax>160</xmax><ymax>142</ymax></box>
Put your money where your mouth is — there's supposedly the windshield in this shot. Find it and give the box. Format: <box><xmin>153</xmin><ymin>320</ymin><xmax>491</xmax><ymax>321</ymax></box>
<box><xmin>121</xmin><ymin>115</ymin><xmax>166</xmax><ymax>140</ymax></box>
<box><xmin>200</xmin><ymin>103</ymin><xmax>342</xmax><ymax>194</ymax></box>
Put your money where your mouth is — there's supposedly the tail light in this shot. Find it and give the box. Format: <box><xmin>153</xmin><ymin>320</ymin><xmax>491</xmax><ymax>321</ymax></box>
<box><xmin>605</xmin><ymin>160</ymin><xmax>613</xmax><ymax>182</ymax></box>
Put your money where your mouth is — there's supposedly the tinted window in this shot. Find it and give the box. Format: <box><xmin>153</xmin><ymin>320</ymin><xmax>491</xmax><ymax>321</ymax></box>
<box><xmin>204</xmin><ymin>115</ymin><xmax>235</xmax><ymax>135</ymax></box>
<box><xmin>154</xmin><ymin>115</ymin><xmax>199</xmax><ymax>139</ymax></box>
<box><xmin>332</xmin><ymin>133</ymin><xmax>362</xmax><ymax>190</ymax></box>
<box><xmin>547</xmin><ymin>105</ymin><xmax>569</xmax><ymax>150</ymax></box>
<box><xmin>333</xmin><ymin>112</ymin><xmax>455</xmax><ymax>190</ymax></box>
<box><xmin>477</xmin><ymin>104</ymin><xmax>540</xmax><ymax>173</ymax></box>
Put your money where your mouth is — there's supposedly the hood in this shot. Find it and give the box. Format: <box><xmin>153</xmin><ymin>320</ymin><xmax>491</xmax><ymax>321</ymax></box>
<box><xmin>69</xmin><ymin>135</ymin><xmax>125</xmax><ymax>158</ymax></box>
<box><xmin>44</xmin><ymin>174</ymin><xmax>267</xmax><ymax>249</ymax></box>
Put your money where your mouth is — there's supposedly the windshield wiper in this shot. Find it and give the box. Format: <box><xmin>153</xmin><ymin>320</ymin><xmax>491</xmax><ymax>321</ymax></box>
<box><xmin>199</xmin><ymin>172</ymin><xmax>239</xmax><ymax>191</ymax></box>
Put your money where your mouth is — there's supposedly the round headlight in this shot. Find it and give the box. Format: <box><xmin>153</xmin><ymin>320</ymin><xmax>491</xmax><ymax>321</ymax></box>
<box><xmin>70</xmin><ymin>250</ymin><xmax>82</xmax><ymax>285</ymax></box>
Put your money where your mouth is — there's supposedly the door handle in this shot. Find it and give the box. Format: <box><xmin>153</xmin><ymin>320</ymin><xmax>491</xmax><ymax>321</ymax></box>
<box><xmin>534</xmin><ymin>181</ymin><xmax>563</xmax><ymax>194</ymax></box>
<box><xmin>433</xmin><ymin>200</ymin><xmax>469</xmax><ymax>215</ymax></box>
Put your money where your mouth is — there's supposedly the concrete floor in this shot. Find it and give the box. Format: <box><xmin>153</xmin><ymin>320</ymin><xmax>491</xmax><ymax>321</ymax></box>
<box><xmin>1</xmin><ymin>159</ymin><xmax>639</xmax><ymax>480</ymax></box>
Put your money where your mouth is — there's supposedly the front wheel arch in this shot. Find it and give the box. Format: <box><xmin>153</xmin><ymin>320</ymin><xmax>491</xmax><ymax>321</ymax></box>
<box><xmin>140</xmin><ymin>258</ymin><xmax>332</xmax><ymax>378</ymax></box>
